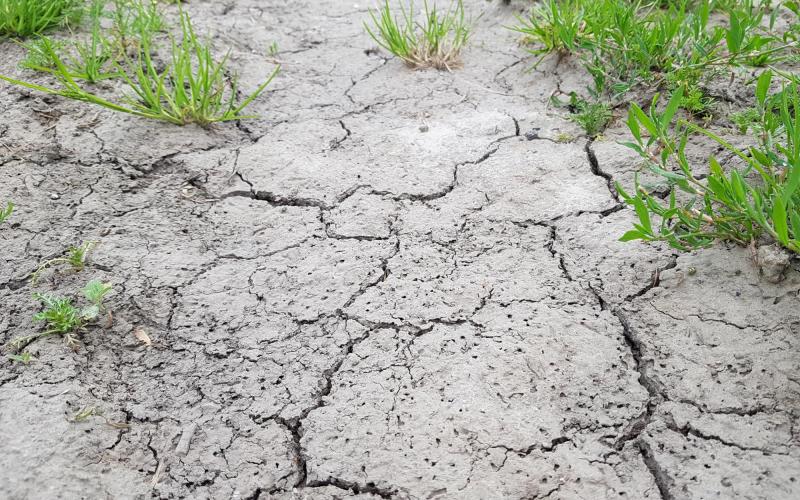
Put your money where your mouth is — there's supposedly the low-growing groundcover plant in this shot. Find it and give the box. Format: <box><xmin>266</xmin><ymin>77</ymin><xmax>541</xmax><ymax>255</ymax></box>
<box><xmin>0</xmin><ymin>3</ymin><xmax>280</xmax><ymax>125</ymax></box>
<box><xmin>365</xmin><ymin>0</ymin><xmax>473</xmax><ymax>70</ymax></box>
<box><xmin>511</xmin><ymin>0</ymin><xmax>799</xmax><ymax>134</ymax></box>
<box><xmin>0</xmin><ymin>0</ymin><xmax>82</xmax><ymax>37</ymax></box>
<box><xmin>9</xmin><ymin>280</ymin><xmax>113</xmax><ymax>350</ymax></box>
<box><xmin>618</xmin><ymin>71</ymin><xmax>800</xmax><ymax>255</ymax></box>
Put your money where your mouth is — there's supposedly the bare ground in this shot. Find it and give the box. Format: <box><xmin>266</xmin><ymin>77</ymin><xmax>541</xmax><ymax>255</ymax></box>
<box><xmin>1</xmin><ymin>1</ymin><xmax>799</xmax><ymax>499</ymax></box>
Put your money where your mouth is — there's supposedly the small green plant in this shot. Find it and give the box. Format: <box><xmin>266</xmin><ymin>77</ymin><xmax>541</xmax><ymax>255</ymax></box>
<box><xmin>10</xmin><ymin>280</ymin><xmax>113</xmax><ymax>350</ymax></box>
<box><xmin>730</xmin><ymin>107</ymin><xmax>761</xmax><ymax>134</ymax></box>
<box><xmin>510</xmin><ymin>0</ymin><xmax>796</xmax><ymax>100</ymax></box>
<box><xmin>509</xmin><ymin>0</ymin><xmax>588</xmax><ymax>66</ymax></box>
<box><xmin>81</xmin><ymin>279</ymin><xmax>112</xmax><ymax>321</ymax></box>
<box><xmin>0</xmin><ymin>201</ymin><xmax>12</xmax><ymax>223</ymax></box>
<box><xmin>617</xmin><ymin>72</ymin><xmax>800</xmax><ymax>255</ymax></box>
<box><xmin>1</xmin><ymin>7</ymin><xmax>280</xmax><ymax>125</ymax></box>
<box><xmin>8</xmin><ymin>351</ymin><xmax>35</xmax><ymax>364</ymax></box>
<box><xmin>31</xmin><ymin>241</ymin><xmax>96</xmax><ymax>284</ymax></box>
<box><xmin>365</xmin><ymin>0</ymin><xmax>473</xmax><ymax>70</ymax></box>
<box><xmin>553</xmin><ymin>92</ymin><xmax>612</xmax><ymax>137</ymax></box>
<box><xmin>22</xmin><ymin>1</ymin><xmax>118</xmax><ymax>83</ymax></box>
<box><xmin>0</xmin><ymin>0</ymin><xmax>82</xmax><ymax>37</ymax></box>
<box><xmin>108</xmin><ymin>0</ymin><xmax>166</xmax><ymax>57</ymax></box>
<box><xmin>71</xmin><ymin>406</ymin><xmax>100</xmax><ymax>422</ymax></box>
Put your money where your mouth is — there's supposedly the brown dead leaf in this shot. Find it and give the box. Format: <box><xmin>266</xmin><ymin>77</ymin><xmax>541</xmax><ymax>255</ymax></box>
<box><xmin>133</xmin><ymin>327</ymin><xmax>152</xmax><ymax>346</ymax></box>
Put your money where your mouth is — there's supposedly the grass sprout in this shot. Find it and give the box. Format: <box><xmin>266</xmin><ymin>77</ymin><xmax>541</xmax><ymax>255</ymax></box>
<box><xmin>81</xmin><ymin>279</ymin><xmax>112</xmax><ymax>321</ymax></box>
<box><xmin>0</xmin><ymin>201</ymin><xmax>12</xmax><ymax>223</ymax></box>
<box><xmin>8</xmin><ymin>351</ymin><xmax>35</xmax><ymax>364</ymax></box>
<box><xmin>365</xmin><ymin>0</ymin><xmax>473</xmax><ymax>70</ymax></box>
<box><xmin>31</xmin><ymin>241</ymin><xmax>96</xmax><ymax>284</ymax></box>
<box><xmin>552</xmin><ymin>92</ymin><xmax>612</xmax><ymax>137</ymax></box>
<box><xmin>0</xmin><ymin>0</ymin><xmax>82</xmax><ymax>38</ymax></box>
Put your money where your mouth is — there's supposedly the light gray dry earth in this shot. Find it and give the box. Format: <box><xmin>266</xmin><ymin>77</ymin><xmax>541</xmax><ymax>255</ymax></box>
<box><xmin>1</xmin><ymin>1</ymin><xmax>799</xmax><ymax>499</ymax></box>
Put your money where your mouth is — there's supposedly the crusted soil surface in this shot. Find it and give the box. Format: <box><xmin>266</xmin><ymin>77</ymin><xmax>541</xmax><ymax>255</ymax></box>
<box><xmin>1</xmin><ymin>1</ymin><xmax>799</xmax><ymax>499</ymax></box>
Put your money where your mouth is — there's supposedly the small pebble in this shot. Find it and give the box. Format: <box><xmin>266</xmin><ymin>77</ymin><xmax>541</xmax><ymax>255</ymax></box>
<box><xmin>419</xmin><ymin>124</ymin><xmax>429</xmax><ymax>132</ymax></box>
<box><xmin>50</xmin><ymin>193</ymin><xmax>60</xmax><ymax>200</ymax></box>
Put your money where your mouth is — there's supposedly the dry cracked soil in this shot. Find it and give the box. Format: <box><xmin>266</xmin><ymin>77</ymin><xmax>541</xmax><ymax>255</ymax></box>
<box><xmin>1</xmin><ymin>1</ymin><xmax>800</xmax><ymax>499</ymax></box>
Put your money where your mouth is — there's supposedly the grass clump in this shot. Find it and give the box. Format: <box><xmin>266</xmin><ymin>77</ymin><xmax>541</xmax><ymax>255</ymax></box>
<box><xmin>365</xmin><ymin>0</ymin><xmax>473</xmax><ymax>70</ymax></box>
<box><xmin>511</xmin><ymin>0</ymin><xmax>796</xmax><ymax>110</ymax></box>
<box><xmin>2</xmin><ymin>4</ymin><xmax>280</xmax><ymax>126</ymax></box>
<box><xmin>0</xmin><ymin>0</ymin><xmax>82</xmax><ymax>38</ymax></box>
<box><xmin>8</xmin><ymin>351</ymin><xmax>35</xmax><ymax>364</ymax></box>
<box><xmin>10</xmin><ymin>280</ymin><xmax>113</xmax><ymax>350</ymax></box>
<box><xmin>617</xmin><ymin>71</ymin><xmax>800</xmax><ymax>255</ymax></box>
<box><xmin>22</xmin><ymin>0</ymin><xmax>118</xmax><ymax>83</ymax></box>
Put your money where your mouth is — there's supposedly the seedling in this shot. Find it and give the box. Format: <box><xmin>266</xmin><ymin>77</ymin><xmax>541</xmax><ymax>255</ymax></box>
<box><xmin>509</xmin><ymin>0</ymin><xmax>587</xmax><ymax>66</ymax></box>
<box><xmin>31</xmin><ymin>241</ymin><xmax>96</xmax><ymax>284</ymax></box>
<box><xmin>9</xmin><ymin>280</ymin><xmax>113</xmax><ymax>350</ymax></box>
<box><xmin>81</xmin><ymin>279</ymin><xmax>112</xmax><ymax>321</ymax></box>
<box><xmin>8</xmin><ymin>351</ymin><xmax>35</xmax><ymax>364</ymax></box>
<box><xmin>22</xmin><ymin>1</ymin><xmax>118</xmax><ymax>83</ymax></box>
<box><xmin>552</xmin><ymin>92</ymin><xmax>612</xmax><ymax>137</ymax></box>
<box><xmin>617</xmin><ymin>72</ymin><xmax>800</xmax><ymax>255</ymax></box>
<box><xmin>365</xmin><ymin>0</ymin><xmax>473</xmax><ymax>70</ymax></box>
<box><xmin>0</xmin><ymin>201</ymin><xmax>12</xmax><ymax>223</ymax></box>
<box><xmin>108</xmin><ymin>0</ymin><xmax>166</xmax><ymax>57</ymax></box>
<box><xmin>0</xmin><ymin>0</ymin><xmax>82</xmax><ymax>37</ymax></box>
<box><xmin>71</xmin><ymin>406</ymin><xmax>100</xmax><ymax>422</ymax></box>
<box><xmin>730</xmin><ymin>107</ymin><xmax>761</xmax><ymax>134</ymax></box>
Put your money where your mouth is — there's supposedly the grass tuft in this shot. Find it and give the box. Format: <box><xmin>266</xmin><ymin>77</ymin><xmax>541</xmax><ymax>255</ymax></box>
<box><xmin>2</xmin><ymin>4</ymin><xmax>279</xmax><ymax>125</ymax></box>
<box><xmin>552</xmin><ymin>92</ymin><xmax>612</xmax><ymax>137</ymax></box>
<box><xmin>0</xmin><ymin>0</ymin><xmax>82</xmax><ymax>38</ymax></box>
<box><xmin>365</xmin><ymin>0</ymin><xmax>473</xmax><ymax>70</ymax></box>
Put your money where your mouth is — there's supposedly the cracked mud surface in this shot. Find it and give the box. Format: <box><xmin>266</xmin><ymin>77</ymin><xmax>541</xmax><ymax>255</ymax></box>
<box><xmin>1</xmin><ymin>1</ymin><xmax>799</xmax><ymax>499</ymax></box>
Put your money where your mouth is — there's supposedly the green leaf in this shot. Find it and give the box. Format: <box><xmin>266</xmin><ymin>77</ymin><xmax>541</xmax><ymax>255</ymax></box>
<box><xmin>631</xmin><ymin>103</ymin><xmax>659</xmax><ymax>138</ymax></box>
<box><xmin>632</xmin><ymin>196</ymin><xmax>653</xmax><ymax>235</ymax></box>
<box><xmin>662</xmin><ymin>87</ymin><xmax>683</xmax><ymax>129</ymax></box>
<box><xmin>773</xmin><ymin>198</ymin><xmax>789</xmax><ymax>244</ymax></box>
<box><xmin>620</xmin><ymin>230</ymin><xmax>646</xmax><ymax>242</ymax></box>
<box><xmin>783</xmin><ymin>163</ymin><xmax>800</xmax><ymax>204</ymax></box>
<box><xmin>726</xmin><ymin>13</ymin><xmax>742</xmax><ymax>54</ymax></box>
<box><xmin>615</xmin><ymin>181</ymin><xmax>633</xmax><ymax>201</ymax></box>
<box><xmin>709</xmin><ymin>156</ymin><xmax>724</xmax><ymax>176</ymax></box>
<box><xmin>649</xmin><ymin>164</ymin><xmax>687</xmax><ymax>182</ymax></box>
<box><xmin>81</xmin><ymin>305</ymin><xmax>100</xmax><ymax>321</ymax></box>
<box><xmin>756</xmin><ymin>70</ymin><xmax>772</xmax><ymax>107</ymax></box>
<box><xmin>731</xmin><ymin>170</ymin><xmax>747</xmax><ymax>204</ymax></box>
<box><xmin>790</xmin><ymin>211</ymin><xmax>800</xmax><ymax>239</ymax></box>
<box><xmin>750</xmin><ymin>147</ymin><xmax>771</xmax><ymax>168</ymax></box>
<box><xmin>619</xmin><ymin>141</ymin><xmax>644</xmax><ymax>155</ymax></box>
<box><xmin>627</xmin><ymin>110</ymin><xmax>641</xmax><ymax>143</ymax></box>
